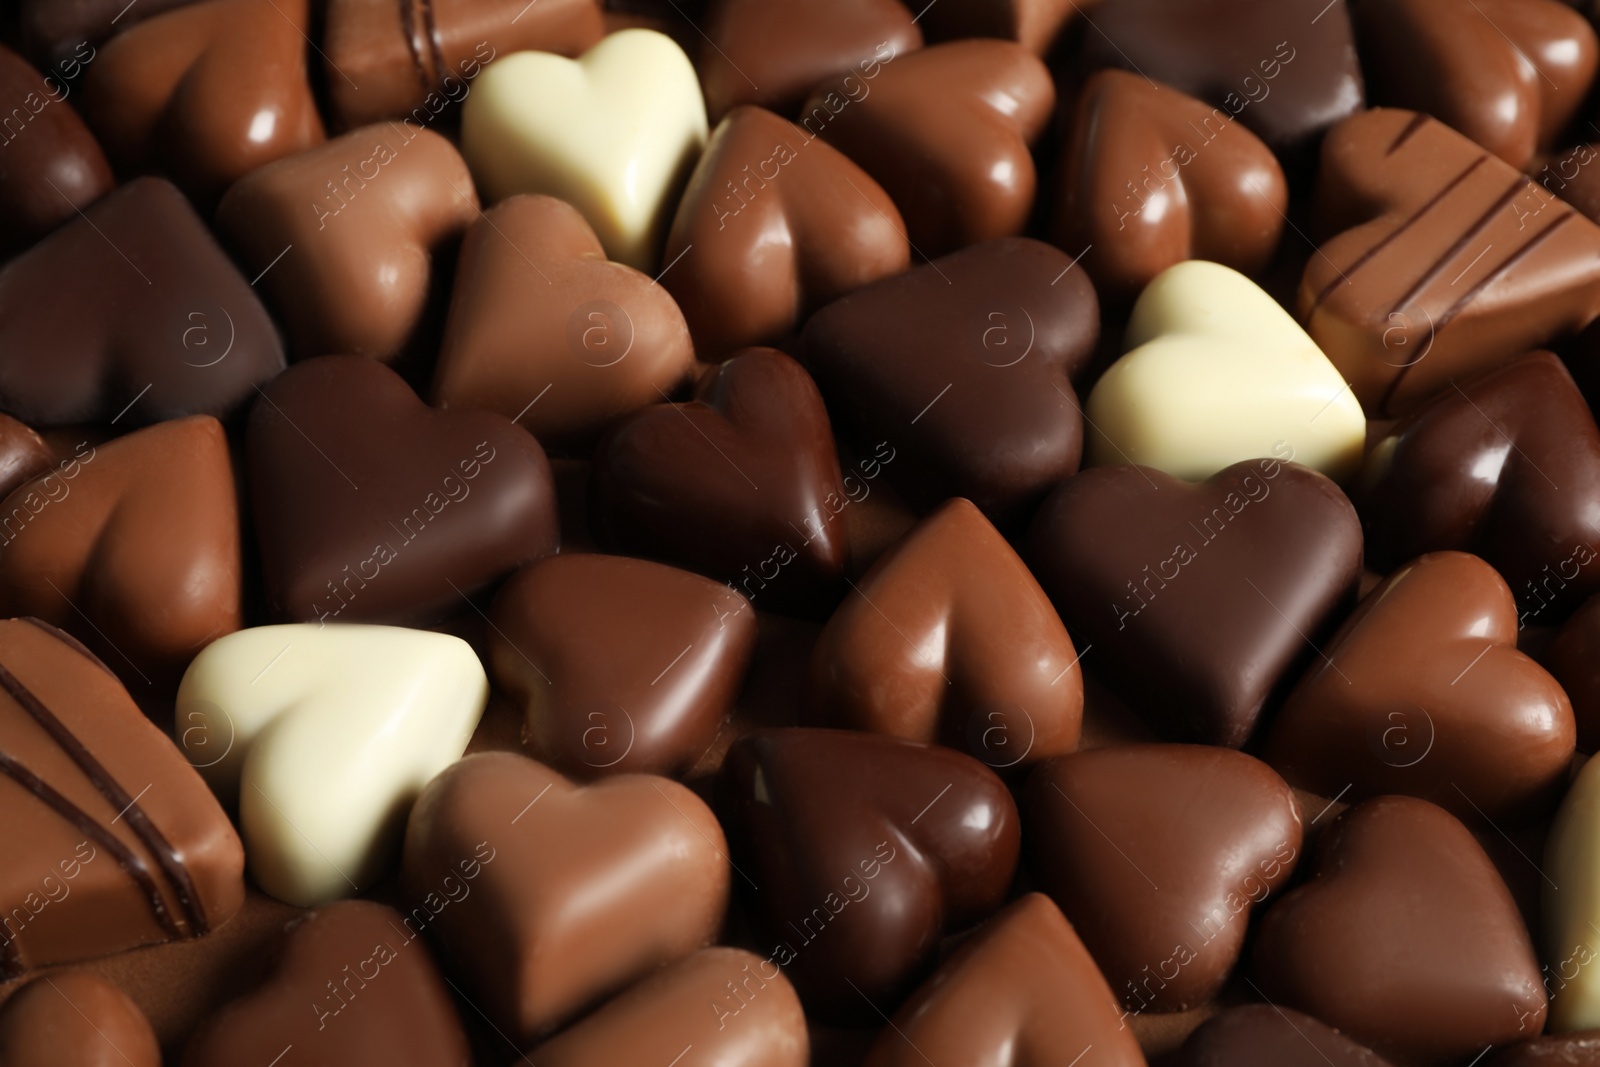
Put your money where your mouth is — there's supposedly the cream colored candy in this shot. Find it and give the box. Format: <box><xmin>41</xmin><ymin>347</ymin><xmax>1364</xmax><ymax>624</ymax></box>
<box><xmin>175</xmin><ymin>625</ymin><xmax>488</xmax><ymax>906</ymax></box>
<box><xmin>461</xmin><ymin>29</ymin><xmax>708</xmax><ymax>271</ymax></box>
<box><xmin>1545</xmin><ymin>754</ymin><xmax>1600</xmax><ymax>1030</ymax></box>
<box><xmin>1085</xmin><ymin>260</ymin><xmax>1366</xmax><ymax>482</ymax></box>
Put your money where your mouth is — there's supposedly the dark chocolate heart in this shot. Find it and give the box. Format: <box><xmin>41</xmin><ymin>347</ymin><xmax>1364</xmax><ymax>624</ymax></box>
<box><xmin>1264</xmin><ymin>551</ymin><xmax>1575</xmax><ymax>821</ymax></box>
<box><xmin>800</xmin><ymin>40</ymin><xmax>1053</xmax><ymax>255</ymax></box>
<box><xmin>591</xmin><ymin>347</ymin><xmax>847</xmax><ymax>616</ymax></box>
<box><xmin>247</xmin><ymin>354</ymin><xmax>559</xmax><ymax>624</ymax></box>
<box><xmin>487</xmin><ymin>553</ymin><xmax>757</xmax><ymax>777</ymax></box>
<box><xmin>183</xmin><ymin>900</ymin><xmax>471</xmax><ymax>1067</ymax></box>
<box><xmin>860</xmin><ymin>894</ymin><xmax>1145</xmax><ymax>1067</ymax></box>
<box><xmin>1053</xmin><ymin>69</ymin><xmax>1288</xmax><ymax>301</ymax></box>
<box><xmin>1487</xmin><ymin>1033</ymin><xmax>1600</xmax><ymax>1066</ymax></box>
<box><xmin>714</xmin><ymin>727</ymin><xmax>1020</xmax><ymax>1021</ymax></box>
<box><xmin>1025</xmin><ymin>457</ymin><xmax>1362</xmax><ymax>746</ymax></box>
<box><xmin>1169</xmin><ymin>1004</ymin><xmax>1397</xmax><ymax>1067</ymax></box>
<box><xmin>662</xmin><ymin>106</ymin><xmax>909</xmax><ymax>360</ymax></box>
<box><xmin>915</xmin><ymin>0</ymin><xmax>1077</xmax><ymax>54</ymax></box>
<box><xmin>1022</xmin><ymin>744</ymin><xmax>1303</xmax><ymax>1013</ymax></box>
<box><xmin>802</xmin><ymin>236</ymin><xmax>1098</xmax><ymax>526</ymax></box>
<box><xmin>1254</xmin><ymin>795</ymin><xmax>1546</xmax><ymax>1064</ymax></box>
<box><xmin>0</xmin><ymin>414</ymin><xmax>52</xmax><ymax>500</ymax></box>
<box><xmin>1301</xmin><ymin>109</ymin><xmax>1600</xmax><ymax>416</ymax></box>
<box><xmin>1360</xmin><ymin>351</ymin><xmax>1600</xmax><ymax>618</ymax></box>
<box><xmin>1351</xmin><ymin>0</ymin><xmax>1597</xmax><ymax>170</ymax></box>
<box><xmin>0</xmin><ymin>176</ymin><xmax>285</xmax><ymax>426</ymax></box>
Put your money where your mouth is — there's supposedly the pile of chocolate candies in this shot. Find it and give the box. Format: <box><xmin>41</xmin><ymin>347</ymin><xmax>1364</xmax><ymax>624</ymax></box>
<box><xmin>9</xmin><ymin>0</ymin><xmax>1600</xmax><ymax>1063</ymax></box>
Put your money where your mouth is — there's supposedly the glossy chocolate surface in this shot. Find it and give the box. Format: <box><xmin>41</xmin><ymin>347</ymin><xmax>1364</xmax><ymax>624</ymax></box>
<box><xmin>1170</xmin><ymin>1004</ymin><xmax>1396</xmax><ymax>1067</ymax></box>
<box><xmin>0</xmin><ymin>176</ymin><xmax>284</xmax><ymax>426</ymax></box>
<box><xmin>1026</xmin><ymin>458</ymin><xmax>1363</xmax><ymax>746</ymax></box>
<box><xmin>0</xmin><ymin>971</ymin><xmax>159</xmax><ymax>1067</ymax></box>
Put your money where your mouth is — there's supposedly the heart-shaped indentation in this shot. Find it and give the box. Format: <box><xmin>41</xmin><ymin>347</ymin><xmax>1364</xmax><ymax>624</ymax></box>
<box><xmin>1027</xmin><ymin>458</ymin><xmax>1363</xmax><ymax>746</ymax></box>
<box><xmin>0</xmin><ymin>177</ymin><xmax>285</xmax><ymax>427</ymax></box>
<box><xmin>1352</xmin><ymin>0</ymin><xmax>1596</xmax><ymax>169</ymax></box>
<box><xmin>1542</xmin><ymin>755</ymin><xmax>1600</xmax><ymax>1029</ymax></box>
<box><xmin>663</xmin><ymin>106</ymin><xmax>909</xmax><ymax>360</ymax></box>
<box><xmin>217</xmin><ymin>124</ymin><xmax>480</xmax><ymax>364</ymax></box>
<box><xmin>715</xmin><ymin>728</ymin><xmax>1019</xmax><ymax>1021</ymax></box>
<box><xmin>1086</xmin><ymin>260</ymin><xmax>1367</xmax><ymax>482</ymax></box>
<box><xmin>488</xmin><ymin>553</ymin><xmax>757</xmax><ymax>777</ymax></box>
<box><xmin>1053</xmin><ymin>72</ymin><xmax>1287</xmax><ymax>300</ymax></box>
<box><xmin>0</xmin><ymin>617</ymin><xmax>244</xmax><ymax>976</ymax></box>
<box><xmin>462</xmin><ymin>28</ymin><xmax>707</xmax><ymax>270</ymax></box>
<box><xmin>592</xmin><ymin>347</ymin><xmax>846</xmax><ymax>616</ymax></box>
<box><xmin>248</xmin><ymin>355</ymin><xmax>558</xmax><ymax>624</ymax></box>
<box><xmin>698</xmin><ymin>0</ymin><xmax>920</xmax><ymax>120</ymax></box>
<box><xmin>1265</xmin><ymin>551</ymin><xmax>1574</xmax><ymax>821</ymax></box>
<box><xmin>1022</xmin><ymin>744</ymin><xmax>1302</xmax><ymax>1013</ymax></box>
<box><xmin>811</xmin><ymin>497</ymin><xmax>1082</xmax><ymax>768</ymax></box>
<box><xmin>82</xmin><ymin>0</ymin><xmax>324</xmax><ymax>204</ymax></box>
<box><xmin>803</xmin><ymin>237</ymin><xmax>1098</xmax><ymax>526</ymax></box>
<box><xmin>1254</xmin><ymin>795</ymin><xmax>1545</xmax><ymax>1063</ymax></box>
<box><xmin>862</xmin><ymin>894</ymin><xmax>1145</xmax><ymax>1067</ymax></box>
<box><xmin>528</xmin><ymin>947</ymin><xmax>808</xmax><ymax>1067</ymax></box>
<box><xmin>801</xmin><ymin>39</ymin><xmax>1053</xmax><ymax>255</ymax></box>
<box><xmin>183</xmin><ymin>900</ymin><xmax>471</xmax><ymax>1066</ymax></box>
<box><xmin>0</xmin><ymin>44</ymin><xmax>114</xmax><ymax>252</ymax></box>
<box><xmin>916</xmin><ymin>0</ymin><xmax>1077</xmax><ymax>54</ymax></box>
<box><xmin>1360</xmin><ymin>352</ymin><xmax>1600</xmax><ymax>617</ymax></box>
<box><xmin>0</xmin><ymin>971</ymin><xmax>160</xmax><ymax>1067</ymax></box>
<box><xmin>1301</xmin><ymin>109</ymin><xmax>1600</xmax><ymax>417</ymax></box>
<box><xmin>322</xmin><ymin>0</ymin><xmax>604</xmax><ymax>130</ymax></box>
<box><xmin>176</xmin><ymin>623</ymin><xmax>488</xmax><ymax>905</ymax></box>
<box><xmin>1078</xmin><ymin>0</ymin><xmax>1365</xmax><ymax>167</ymax></box>
<box><xmin>1170</xmin><ymin>1004</ymin><xmax>1397</xmax><ymax>1066</ymax></box>
<box><xmin>0</xmin><ymin>416</ymin><xmax>240</xmax><ymax>686</ymax></box>
<box><xmin>401</xmin><ymin>751</ymin><xmax>730</xmax><ymax>1044</ymax></box>
<box><xmin>433</xmin><ymin>193</ymin><xmax>696</xmax><ymax>448</ymax></box>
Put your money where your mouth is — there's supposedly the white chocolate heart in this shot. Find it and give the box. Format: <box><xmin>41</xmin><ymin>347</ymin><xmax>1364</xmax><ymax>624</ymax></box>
<box><xmin>175</xmin><ymin>625</ymin><xmax>487</xmax><ymax>906</ymax></box>
<box><xmin>461</xmin><ymin>29</ymin><xmax>708</xmax><ymax>271</ymax></box>
<box><xmin>1545</xmin><ymin>754</ymin><xmax>1600</xmax><ymax>1030</ymax></box>
<box><xmin>1085</xmin><ymin>260</ymin><xmax>1366</xmax><ymax>482</ymax></box>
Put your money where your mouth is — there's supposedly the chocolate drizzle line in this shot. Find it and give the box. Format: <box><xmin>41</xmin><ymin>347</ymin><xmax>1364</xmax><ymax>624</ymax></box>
<box><xmin>0</xmin><ymin>659</ymin><xmax>209</xmax><ymax>938</ymax></box>
<box><xmin>399</xmin><ymin>0</ymin><xmax>447</xmax><ymax>89</ymax></box>
<box><xmin>1387</xmin><ymin>112</ymin><xmax>1430</xmax><ymax>155</ymax></box>
<box><xmin>1385</xmin><ymin>177</ymin><xmax>1528</xmax><ymax>326</ymax></box>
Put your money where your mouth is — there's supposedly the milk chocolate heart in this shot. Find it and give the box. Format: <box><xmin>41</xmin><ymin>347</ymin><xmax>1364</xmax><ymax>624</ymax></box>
<box><xmin>915</xmin><ymin>0</ymin><xmax>1076</xmax><ymax>54</ymax></box>
<box><xmin>0</xmin><ymin>617</ymin><xmax>244</xmax><ymax>977</ymax></box>
<box><xmin>1360</xmin><ymin>352</ymin><xmax>1600</xmax><ymax>618</ymax></box>
<box><xmin>217</xmin><ymin>123</ymin><xmax>480</xmax><ymax>364</ymax></box>
<box><xmin>1077</xmin><ymin>0</ymin><xmax>1365</xmax><ymax>168</ymax></box>
<box><xmin>0</xmin><ymin>416</ymin><xmax>240</xmax><ymax>686</ymax></box>
<box><xmin>0</xmin><ymin>414</ymin><xmax>52</xmax><ymax>500</ymax></box>
<box><xmin>323</xmin><ymin>0</ymin><xmax>603</xmax><ymax>130</ymax></box>
<box><xmin>488</xmin><ymin>553</ymin><xmax>757</xmax><ymax>777</ymax></box>
<box><xmin>248</xmin><ymin>355</ymin><xmax>559</xmax><ymax>624</ymax></box>
<box><xmin>1254</xmin><ymin>795</ymin><xmax>1546</xmax><ymax>1064</ymax></box>
<box><xmin>1352</xmin><ymin>0</ymin><xmax>1597</xmax><ymax>169</ymax></box>
<box><xmin>802</xmin><ymin>237</ymin><xmax>1098</xmax><ymax>526</ymax></box>
<box><xmin>698</xmin><ymin>0</ymin><xmax>920</xmax><ymax>121</ymax></box>
<box><xmin>0</xmin><ymin>972</ymin><xmax>160</xmax><ymax>1067</ymax></box>
<box><xmin>591</xmin><ymin>348</ymin><xmax>846</xmax><ymax>616</ymax></box>
<box><xmin>1265</xmin><ymin>551</ymin><xmax>1575</xmax><ymax>821</ymax></box>
<box><xmin>810</xmin><ymin>498</ymin><xmax>1082</xmax><ymax>768</ymax></box>
<box><xmin>1487</xmin><ymin>1035</ymin><xmax>1600</xmax><ymax>1066</ymax></box>
<box><xmin>183</xmin><ymin>900</ymin><xmax>471</xmax><ymax>1067</ymax></box>
<box><xmin>1026</xmin><ymin>457</ymin><xmax>1363</xmax><ymax>746</ymax></box>
<box><xmin>662</xmin><ymin>106</ymin><xmax>909</xmax><ymax>359</ymax></box>
<box><xmin>1170</xmin><ymin>1004</ymin><xmax>1397</xmax><ymax>1067</ymax></box>
<box><xmin>0</xmin><ymin>43</ymin><xmax>113</xmax><ymax>252</ymax></box>
<box><xmin>0</xmin><ymin>176</ymin><xmax>285</xmax><ymax>426</ymax></box>
<box><xmin>432</xmin><ymin>193</ymin><xmax>695</xmax><ymax>448</ymax></box>
<box><xmin>82</xmin><ymin>0</ymin><xmax>325</xmax><ymax>204</ymax></box>
<box><xmin>801</xmin><ymin>39</ymin><xmax>1052</xmax><ymax>255</ymax></box>
<box><xmin>1551</xmin><ymin>593</ymin><xmax>1600</xmax><ymax>752</ymax></box>
<box><xmin>1301</xmin><ymin>109</ymin><xmax>1600</xmax><ymax>417</ymax></box>
<box><xmin>861</xmin><ymin>894</ymin><xmax>1145</xmax><ymax>1067</ymax></box>
<box><xmin>1023</xmin><ymin>744</ymin><xmax>1302</xmax><ymax>1013</ymax></box>
<box><xmin>401</xmin><ymin>751</ymin><xmax>730</xmax><ymax>1043</ymax></box>
<box><xmin>715</xmin><ymin>728</ymin><xmax>1020</xmax><ymax>1021</ymax></box>
<box><xmin>527</xmin><ymin>948</ymin><xmax>808</xmax><ymax>1067</ymax></box>
<box><xmin>1054</xmin><ymin>70</ymin><xmax>1288</xmax><ymax>300</ymax></box>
